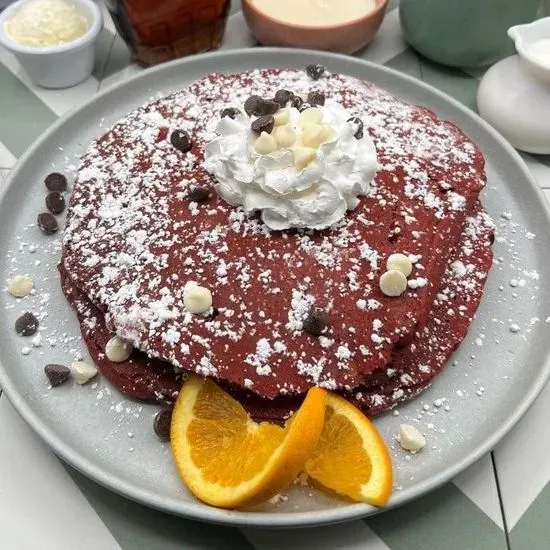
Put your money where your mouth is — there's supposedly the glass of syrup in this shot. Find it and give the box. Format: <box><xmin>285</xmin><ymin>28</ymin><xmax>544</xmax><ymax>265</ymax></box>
<box><xmin>105</xmin><ymin>0</ymin><xmax>231</xmax><ymax>66</ymax></box>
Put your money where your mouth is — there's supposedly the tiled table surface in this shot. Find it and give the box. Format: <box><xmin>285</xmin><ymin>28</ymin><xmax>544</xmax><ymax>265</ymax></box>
<box><xmin>1</xmin><ymin>1</ymin><xmax>549</xmax><ymax>549</ymax></box>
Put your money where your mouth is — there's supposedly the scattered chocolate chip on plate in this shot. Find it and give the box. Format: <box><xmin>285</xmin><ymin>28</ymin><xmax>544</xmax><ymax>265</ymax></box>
<box><xmin>45</xmin><ymin>191</ymin><xmax>65</xmax><ymax>214</ymax></box>
<box><xmin>15</xmin><ymin>312</ymin><xmax>39</xmax><ymax>336</ymax></box>
<box><xmin>154</xmin><ymin>407</ymin><xmax>173</xmax><ymax>441</ymax></box>
<box><xmin>44</xmin><ymin>364</ymin><xmax>71</xmax><ymax>387</ymax></box>
<box><xmin>44</xmin><ymin>172</ymin><xmax>68</xmax><ymax>192</ymax></box>
<box><xmin>37</xmin><ymin>212</ymin><xmax>58</xmax><ymax>234</ymax></box>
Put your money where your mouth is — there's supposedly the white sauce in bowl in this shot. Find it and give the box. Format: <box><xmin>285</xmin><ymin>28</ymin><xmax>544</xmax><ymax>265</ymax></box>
<box><xmin>4</xmin><ymin>0</ymin><xmax>90</xmax><ymax>48</ymax></box>
<box><xmin>252</xmin><ymin>0</ymin><xmax>377</xmax><ymax>27</ymax></box>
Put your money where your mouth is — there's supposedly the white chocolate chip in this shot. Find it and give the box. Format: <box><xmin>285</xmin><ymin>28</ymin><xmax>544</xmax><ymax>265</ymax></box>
<box><xmin>301</xmin><ymin>124</ymin><xmax>332</xmax><ymax>149</ymax></box>
<box><xmin>253</xmin><ymin>131</ymin><xmax>278</xmax><ymax>154</ymax></box>
<box><xmin>184</xmin><ymin>285</ymin><xmax>213</xmax><ymax>314</ymax></box>
<box><xmin>379</xmin><ymin>269</ymin><xmax>407</xmax><ymax>297</ymax></box>
<box><xmin>386</xmin><ymin>253</ymin><xmax>413</xmax><ymax>277</ymax></box>
<box><xmin>298</xmin><ymin>107</ymin><xmax>322</xmax><ymax>128</ymax></box>
<box><xmin>105</xmin><ymin>336</ymin><xmax>133</xmax><ymax>362</ymax></box>
<box><xmin>71</xmin><ymin>360</ymin><xmax>98</xmax><ymax>385</ymax></box>
<box><xmin>292</xmin><ymin>146</ymin><xmax>317</xmax><ymax>171</ymax></box>
<box><xmin>273</xmin><ymin>108</ymin><xmax>289</xmax><ymax>126</ymax></box>
<box><xmin>398</xmin><ymin>424</ymin><xmax>426</xmax><ymax>451</ymax></box>
<box><xmin>273</xmin><ymin>124</ymin><xmax>296</xmax><ymax>148</ymax></box>
<box><xmin>7</xmin><ymin>275</ymin><xmax>34</xmax><ymax>297</ymax></box>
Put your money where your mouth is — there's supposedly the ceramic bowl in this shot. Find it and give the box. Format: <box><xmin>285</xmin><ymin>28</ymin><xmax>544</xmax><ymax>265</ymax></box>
<box><xmin>242</xmin><ymin>0</ymin><xmax>388</xmax><ymax>54</ymax></box>
<box><xmin>0</xmin><ymin>0</ymin><xmax>103</xmax><ymax>89</ymax></box>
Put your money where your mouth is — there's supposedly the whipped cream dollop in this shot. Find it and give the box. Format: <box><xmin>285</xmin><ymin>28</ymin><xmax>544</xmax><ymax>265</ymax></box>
<box><xmin>203</xmin><ymin>102</ymin><xmax>377</xmax><ymax>230</ymax></box>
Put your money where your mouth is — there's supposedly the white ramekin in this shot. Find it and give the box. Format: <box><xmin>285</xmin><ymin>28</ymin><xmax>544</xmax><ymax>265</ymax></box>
<box><xmin>0</xmin><ymin>0</ymin><xmax>103</xmax><ymax>88</ymax></box>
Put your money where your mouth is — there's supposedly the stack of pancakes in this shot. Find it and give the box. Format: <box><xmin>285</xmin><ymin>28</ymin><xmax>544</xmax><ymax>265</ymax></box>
<box><xmin>60</xmin><ymin>68</ymin><xmax>494</xmax><ymax>420</ymax></box>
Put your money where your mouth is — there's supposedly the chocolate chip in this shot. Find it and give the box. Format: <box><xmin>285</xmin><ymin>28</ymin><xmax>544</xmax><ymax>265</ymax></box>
<box><xmin>298</xmin><ymin>102</ymin><xmax>313</xmax><ymax>113</ymax></box>
<box><xmin>307</xmin><ymin>91</ymin><xmax>325</xmax><ymax>106</ymax></box>
<box><xmin>306</xmin><ymin>64</ymin><xmax>326</xmax><ymax>80</ymax></box>
<box><xmin>44</xmin><ymin>172</ymin><xmax>67</xmax><ymax>192</ymax></box>
<box><xmin>45</xmin><ymin>191</ymin><xmax>65</xmax><ymax>214</ymax></box>
<box><xmin>44</xmin><ymin>364</ymin><xmax>71</xmax><ymax>387</ymax></box>
<box><xmin>347</xmin><ymin>117</ymin><xmax>364</xmax><ymax>139</ymax></box>
<box><xmin>154</xmin><ymin>407</ymin><xmax>173</xmax><ymax>441</ymax></box>
<box><xmin>291</xmin><ymin>96</ymin><xmax>304</xmax><ymax>110</ymax></box>
<box><xmin>15</xmin><ymin>312</ymin><xmax>39</xmax><ymax>336</ymax></box>
<box><xmin>245</xmin><ymin>96</ymin><xmax>279</xmax><ymax>116</ymax></box>
<box><xmin>188</xmin><ymin>186</ymin><xmax>210</xmax><ymax>203</ymax></box>
<box><xmin>274</xmin><ymin>89</ymin><xmax>294</xmax><ymax>107</ymax></box>
<box><xmin>170</xmin><ymin>130</ymin><xmax>192</xmax><ymax>152</ymax></box>
<box><xmin>303</xmin><ymin>308</ymin><xmax>329</xmax><ymax>336</ymax></box>
<box><xmin>220</xmin><ymin>107</ymin><xmax>241</xmax><ymax>119</ymax></box>
<box><xmin>37</xmin><ymin>212</ymin><xmax>58</xmax><ymax>234</ymax></box>
<box><xmin>257</xmin><ymin>99</ymin><xmax>279</xmax><ymax>116</ymax></box>
<box><xmin>244</xmin><ymin>95</ymin><xmax>262</xmax><ymax>116</ymax></box>
<box><xmin>251</xmin><ymin>115</ymin><xmax>275</xmax><ymax>135</ymax></box>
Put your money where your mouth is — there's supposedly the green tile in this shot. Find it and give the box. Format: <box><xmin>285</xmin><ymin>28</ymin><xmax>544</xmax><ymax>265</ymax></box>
<box><xmin>385</xmin><ymin>48</ymin><xmax>422</xmax><ymax>80</ymax></box>
<box><xmin>418</xmin><ymin>56</ymin><xmax>480</xmax><ymax>111</ymax></box>
<box><xmin>0</xmin><ymin>60</ymin><xmax>57</xmax><ymax>157</ymax></box>
<box><xmin>510</xmin><ymin>483</ymin><xmax>550</xmax><ymax>550</ymax></box>
<box><xmin>366</xmin><ymin>483</ymin><xmax>508</xmax><ymax>550</ymax></box>
<box><xmin>524</xmin><ymin>152</ymin><xmax>550</xmax><ymax>168</ymax></box>
<box><xmin>64</xmin><ymin>464</ymin><xmax>255</xmax><ymax>550</ymax></box>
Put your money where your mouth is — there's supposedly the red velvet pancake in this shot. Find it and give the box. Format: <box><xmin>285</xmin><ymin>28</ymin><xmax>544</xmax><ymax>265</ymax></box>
<box><xmin>61</xmin><ymin>68</ymin><xmax>487</xmax><ymax>402</ymax></box>
<box><xmin>59</xmin><ymin>202</ymin><xmax>493</xmax><ymax>420</ymax></box>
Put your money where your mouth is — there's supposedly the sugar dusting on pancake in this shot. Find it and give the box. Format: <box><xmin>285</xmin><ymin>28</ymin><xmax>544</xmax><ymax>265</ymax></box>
<box><xmin>60</xmin><ymin>68</ymin><xmax>489</xmax><ymax>407</ymax></box>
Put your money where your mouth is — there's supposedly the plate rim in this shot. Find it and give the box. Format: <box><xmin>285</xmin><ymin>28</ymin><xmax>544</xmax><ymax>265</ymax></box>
<box><xmin>1</xmin><ymin>47</ymin><xmax>550</xmax><ymax>528</ymax></box>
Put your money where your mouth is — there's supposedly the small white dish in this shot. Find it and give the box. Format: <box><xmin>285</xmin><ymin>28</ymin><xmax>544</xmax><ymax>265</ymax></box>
<box><xmin>477</xmin><ymin>17</ymin><xmax>550</xmax><ymax>154</ymax></box>
<box><xmin>0</xmin><ymin>0</ymin><xmax>103</xmax><ymax>89</ymax></box>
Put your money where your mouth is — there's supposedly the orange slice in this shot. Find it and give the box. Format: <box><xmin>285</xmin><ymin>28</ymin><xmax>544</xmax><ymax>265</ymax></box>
<box><xmin>170</xmin><ymin>375</ymin><xmax>326</xmax><ymax>509</ymax></box>
<box><xmin>305</xmin><ymin>392</ymin><xmax>393</xmax><ymax>506</ymax></box>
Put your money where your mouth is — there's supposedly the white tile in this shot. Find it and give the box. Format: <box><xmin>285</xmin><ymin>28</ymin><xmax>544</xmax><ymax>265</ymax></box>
<box><xmin>0</xmin><ymin>46</ymin><xmax>100</xmax><ymax>117</ymax></box>
<box><xmin>0</xmin><ymin>397</ymin><xmax>122</xmax><ymax>550</ymax></box>
<box><xmin>0</xmin><ymin>140</ymin><xmax>17</xmax><ymax>169</ymax></box>
<box><xmin>220</xmin><ymin>11</ymin><xmax>258</xmax><ymax>50</ymax></box>
<box><xmin>0</xmin><ymin>168</ymin><xmax>9</xmax><ymax>189</ymax></box>
<box><xmin>243</xmin><ymin>520</ymin><xmax>390</xmax><ymax>550</ymax></box>
<box><xmin>99</xmin><ymin>0</ymin><xmax>116</xmax><ymax>34</ymax></box>
<box><xmin>100</xmin><ymin>63</ymin><xmax>142</xmax><ymax>91</ymax></box>
<box><xmin>453</xmin><ymin>454</ymin><xmax>504</xmax><ymax>528</ymax></box>
<box><xmin>494</xmin><ymin>382</ymin><xmax>550</xmax><ymax>529</ymax></box>
<box><xmin>358</xmin><ymin>9</ymin><xmax>407</xmax><ymax>65</ymax></box>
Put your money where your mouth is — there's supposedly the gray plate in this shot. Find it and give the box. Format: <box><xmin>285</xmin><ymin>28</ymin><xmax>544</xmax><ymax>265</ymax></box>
<box><xmin>1</xmin><ymin>49</ymin><xmax>549</xmax><ymax>528</ymax></box>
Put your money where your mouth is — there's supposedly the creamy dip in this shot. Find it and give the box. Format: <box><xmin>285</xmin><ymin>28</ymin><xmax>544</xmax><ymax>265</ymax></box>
<box><xmin>4</xmin><ymin>0</ymin><xmax>89</xmax><ymax>48</ymax></box>
<box><xmin>252</xmin><ymin>0</ymin><xmax>377</xmax><ymax>27</ymax></box>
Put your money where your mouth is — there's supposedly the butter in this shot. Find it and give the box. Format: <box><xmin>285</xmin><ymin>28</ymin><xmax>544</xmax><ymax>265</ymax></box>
<box><xmin>5</xmin><ymin>0</ymin><xmax>90</xmax><ymax>48</ymax></box>
<box><xmin>253</xmin><ymin>0</ymin><xmax>377</xmax><ymax>27</ymax></box>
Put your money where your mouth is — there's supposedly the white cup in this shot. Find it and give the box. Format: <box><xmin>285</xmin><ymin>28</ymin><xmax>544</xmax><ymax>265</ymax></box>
<box><xmin>0</xmin><ymin>0</ymin><xmax>103</xmax><ymax>88</ymax></box>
